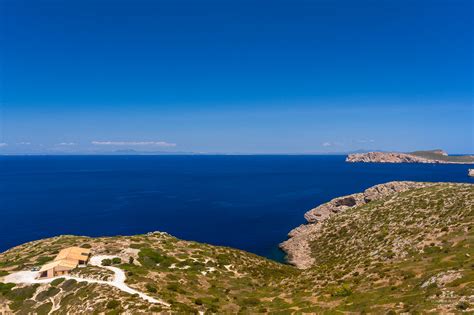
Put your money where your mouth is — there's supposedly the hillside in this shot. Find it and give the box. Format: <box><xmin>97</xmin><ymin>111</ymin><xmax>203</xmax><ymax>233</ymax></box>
<box><xmin>296</xmin><ymin>182</ymin><xmax>474</xmax><ymax>313</ymax></box>
<box><xmin>1</xmin><ymin>182</ymin><xmax>473</xmax><ymax>313</ymax></box>
<box><xmin>346</xmin><ymin>149</ymin><xmax>474</xmax><ymax>164</ymax></box>
<box><xmin>410</xmin><ymin>150</ymin><xmax>474</xmax><ymax>163</ymax></box>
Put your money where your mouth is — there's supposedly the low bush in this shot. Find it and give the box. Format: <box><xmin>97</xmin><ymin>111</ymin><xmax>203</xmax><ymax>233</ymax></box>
<box><xmin>0</xmin><ymin>282</ymin><xmax>16</xmax><ymax>295</ymax></box>
<box><xmin>112</xmin><ymin>257</ymin><xmax>121</xmax><ymax>264</ymax></box>
<box><xmin>331</xmin><ymin>285</ymin><xmax>352</xmax><ymax>297</ymax></box>
<box><xmin>6</xmin><ymin>284</ymin><xmax>39</xmax><ymax>302</ymax></box>
<box><xmin>106</xmin><ymin>299</ymin><xmax>120</xmax><ymax>309</ymax></box>
<box><xmin>61</xmin><ymin>279</ymin><xmax>77</xmax><ymax>292</ymax></box>
<box><xmin>50</xmin><ymin>278</ymin><xmax>65</xmax><ymax>286</ymax></box>
<box><xmin>146</xmin><ymin>284</ymin><xmax>157</xmax><ymax>293</ymax></box>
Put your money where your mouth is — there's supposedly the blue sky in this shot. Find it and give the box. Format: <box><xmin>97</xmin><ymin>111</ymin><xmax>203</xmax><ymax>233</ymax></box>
<box><xmin>1</xmin><ymin>0</ymin><xmax>472</xmax><ymax>154</ymax></box>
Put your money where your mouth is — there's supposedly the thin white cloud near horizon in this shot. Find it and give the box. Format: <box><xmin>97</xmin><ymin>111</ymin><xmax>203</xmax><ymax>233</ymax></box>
<box><xmin>57</xmin><ymin>142</ymin><xmax>77</xmax><ymax>146</ymax></box>
<box><xmin>0</xmin><ymin>143</ymin><xmax>7</xmax><ymax>147</ymax></box>
<box><xmin>91</xmin><ymin>141</ymin><xmax>176</xmax><ymax>147</ymax></box>
<box><xmin>321</xmin><ymin>141</ymin><xmax>343</xmax><ymax>147</ymax></box>
<box><xmin>17</xmin><ymin>142</ymin><xmax>31</xmax><ymax>145</ymax></box>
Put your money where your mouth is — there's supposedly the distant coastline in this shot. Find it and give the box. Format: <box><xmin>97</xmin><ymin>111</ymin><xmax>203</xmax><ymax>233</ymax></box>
<box><xmin>1</xmin><ymin>148</ymin><xmax>473</xmax><ymax>157</ymax></box>
<box><xmin>346</xmin><ymin>149</ymin><xmax>474</xmax><ymax>164</ymax></box>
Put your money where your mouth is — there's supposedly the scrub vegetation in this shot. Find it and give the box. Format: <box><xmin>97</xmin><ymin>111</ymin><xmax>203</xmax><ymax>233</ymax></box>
<box><xmin>410</xmin><ymin>150</ymin><xmax>474</xmax><ymax>163</ymax></box>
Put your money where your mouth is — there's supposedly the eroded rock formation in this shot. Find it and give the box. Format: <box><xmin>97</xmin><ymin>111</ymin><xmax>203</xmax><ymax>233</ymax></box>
<box><xmin>346</xmin><ymin>152</ymin><xmax>430</xmax><ymax>163</ymax></box>
<box><xmin>280</xmin><ymin>181</ymin><xmax>433</xmax><ymax>269</ymax></box>
<box><xmin>346</xmin><ymin>150</ymin><xmax>474</xmax><ymax>164</ymax></box>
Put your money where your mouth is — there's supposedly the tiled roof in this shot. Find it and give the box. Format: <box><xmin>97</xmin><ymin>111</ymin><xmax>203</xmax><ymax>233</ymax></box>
<box><xmin>54</xmin><ymin>247</ymin><xmax>91</xmax><ymax>262</ymax></box>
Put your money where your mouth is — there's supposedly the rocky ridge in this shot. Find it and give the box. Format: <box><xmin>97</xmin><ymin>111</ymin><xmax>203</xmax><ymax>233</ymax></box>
<box><xmin>346</xmin><ymin>150</ymin><xmax>474</xmax><ymax>164</ymax></box>
<box><xmin>347</xmin><ymin>152</ymin><xmax>434</xmax><ymax>163</ymax></box>
<box><xmin>280</xmin><ymin>181</ymin><xmax>433</xmax><ymax>269</ymax></box>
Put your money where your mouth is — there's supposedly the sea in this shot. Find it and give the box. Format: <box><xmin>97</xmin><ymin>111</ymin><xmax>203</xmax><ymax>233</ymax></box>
<box><xmin>1</xmin><ymin>155</ymin><xmax>473</xmax><ymax>261</ymax></box>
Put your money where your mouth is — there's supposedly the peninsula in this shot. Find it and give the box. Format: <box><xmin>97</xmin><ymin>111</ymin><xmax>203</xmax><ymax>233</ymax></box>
<box><xmin>346</xmin><ymin>149</ymin><xmax>474</xmax><ymax>164</ymax></box>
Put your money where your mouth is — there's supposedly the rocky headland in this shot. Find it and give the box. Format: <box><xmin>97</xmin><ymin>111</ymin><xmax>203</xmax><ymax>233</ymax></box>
<box><xmin>346</xmin><ymin>149</ymin><xmax>474</xmax><ymax>164</ymax></box>
<box><xmin>280</xmin><ymin>181</ymin><xmax>434</xmax><ymax>269</ymax></box>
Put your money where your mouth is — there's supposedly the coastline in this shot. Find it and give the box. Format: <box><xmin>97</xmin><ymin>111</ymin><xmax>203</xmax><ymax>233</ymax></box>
<box><xmin>346</xmin><ymin>151</ymin><xmax>474</xmax><ymax>164</ymax></box>
<box><xmin>279</xmin><ymin>181</ymin><xmax>435</xmax><ymax>269</ymax></box>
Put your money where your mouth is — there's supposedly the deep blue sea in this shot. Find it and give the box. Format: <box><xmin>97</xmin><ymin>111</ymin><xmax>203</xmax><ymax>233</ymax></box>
<box><xmin>1</xmin><ymin>155</ymin><xmax>473</xmax><ymax>261</ymax></box>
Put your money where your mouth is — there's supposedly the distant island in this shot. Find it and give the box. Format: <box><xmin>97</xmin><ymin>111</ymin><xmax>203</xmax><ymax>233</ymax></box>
<box><xmin>346</xmin><ymin>149</ymin><xmax>474</xmax><ymax>164</ymax></box>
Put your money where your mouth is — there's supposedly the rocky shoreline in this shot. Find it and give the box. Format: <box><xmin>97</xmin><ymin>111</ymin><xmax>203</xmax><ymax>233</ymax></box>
<box><xmin>346</xmin><ymin>150</ymin><xmax>474</xmax><ymax>164</ymax></box>
<box><xmin>347</xmin><ymin>152</ymin><xmax>437</xmax><ymax>163</ymax></box>
<box><xmin>279</xmin><ymin>181</ymin><xmax>433</xmax><ymax>269</ymax></box>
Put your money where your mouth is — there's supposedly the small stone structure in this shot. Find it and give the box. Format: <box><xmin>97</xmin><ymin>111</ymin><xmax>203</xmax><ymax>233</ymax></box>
<box><xmin>38</xmin><ymin>247</ymin><xmax>91</xmax><ymax>278</ymax></box>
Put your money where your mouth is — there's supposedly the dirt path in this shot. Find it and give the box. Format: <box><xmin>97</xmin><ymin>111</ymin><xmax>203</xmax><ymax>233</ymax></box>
<box><xmin>3</xmin><ymin>255</ymin><xmax>170</xmax><ymax>307</ymax></box>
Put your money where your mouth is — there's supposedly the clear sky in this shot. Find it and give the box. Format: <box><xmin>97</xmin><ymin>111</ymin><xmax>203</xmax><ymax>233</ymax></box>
<box><xmin>1</xmin><ymin>0</ymin><xmax>472</xmax><ymax>154</ymax></box>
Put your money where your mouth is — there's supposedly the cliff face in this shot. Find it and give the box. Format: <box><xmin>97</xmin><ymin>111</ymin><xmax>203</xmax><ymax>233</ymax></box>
<box><xmin>280</xmin><ymin>181</ymin><xmax>433</xmax><ymax>269</ymax></box>
<box><xmin>346</xmin><ymin>152</ymin><xmax>431</xmax><ymax>163</ymax></box>
<box><xmin>346</xmin><ymin>150</ymin><xmax>474</xmax><ymax>164</ymax></box>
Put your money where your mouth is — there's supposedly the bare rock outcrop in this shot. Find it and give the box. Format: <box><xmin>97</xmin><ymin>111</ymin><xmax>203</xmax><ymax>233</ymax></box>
<box><xmin>346</xmin><ymin>152</ymin><xmax>430</xmax><ymax>163</ymax></box>
<box><xmin>346</xmin><ymin>150</ymin><xmax>474</xmax><ymax>164</ymax></box>
<box><xmin>280</xmin><ymin>181</ymin><xmax>433</xmax><ymax>269</ymax></box>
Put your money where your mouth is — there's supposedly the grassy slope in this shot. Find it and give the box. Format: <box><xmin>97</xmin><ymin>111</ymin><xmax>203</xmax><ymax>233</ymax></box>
<box><xmin>302</xmin><ymin>183</ymin><xmax>474</xmax><ymax>313</ymax></box>
<box><xmin>0</xmin><ymin>234</ymin><xmax>300</xmax><ymax>314</ymax></box>
<box><xmin>0</xmin><ymin>183</ymin><xmax>473</xmax><ymax>313</ymax></box>
<box><xmin>410</xmin><ymin>150</ymin><xmax>474</xmax><ymax>163</ymax></box>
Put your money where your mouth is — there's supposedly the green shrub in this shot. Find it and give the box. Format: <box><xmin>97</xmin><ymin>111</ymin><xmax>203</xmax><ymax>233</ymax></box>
<box><xmin>6</xmin><ymin>284</ymin><xmax>39</xmax><ymax>302</ymax></box>
<box><xmin>50</xmin><ymin>278</ymin><xmax>65</xmax><ymax>286</ymax></box>
<box><xmin>61</xmin><ymin>279</ymin><xmax>77</xmax><ymax>292</ymax></box>
<box><xmin>106</xmin><ymin>299</ymin><xmax>120</xmax><ymax>309</ymax></box>
<box><xmin>0</xmin><ymin>282</ymin><xmax>16</xmax><ymax>295</ymax></box>
<box><xmin>146</xmin><ymin>284</ymin><xmax>157</xmax><ymax>293</ymax></box>
<box><xmin>167</xmin><ymin>283</ymin><xmax>179</xmax><ymax>291</ymax></box>
<box><xmin>36</xmin><ymin>287</ymin><xmax>60</xmax><ymax>302</ymax></box>
<box><xmin>102</xmin><ymin>259</ymin><xmax>112</xmax><ymax>266</ymax></box>
<box><xmin>35</xmin><ymin>302</ymin><xmax>53</xmax><ymax>315</ymax></box>
<box><xmin>138</xmin><ymin>248</ymin><xmax>177</xmax><ymax>268</ymax></box>
<box><xmin>331</xmin><ymin>285</ymin><xmax>352</xmax><ymax>297</ymax></box>
<box><xmin>112</xmin><ymin>257</ymin><xmax>121</xmax><ymax>265</ymax></box>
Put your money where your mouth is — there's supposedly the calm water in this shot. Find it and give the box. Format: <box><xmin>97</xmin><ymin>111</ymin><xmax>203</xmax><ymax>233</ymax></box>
<box><xmin>1</xmin><ymin>155</ymin><xmax>473</xmax><ymax>261</ymax></box>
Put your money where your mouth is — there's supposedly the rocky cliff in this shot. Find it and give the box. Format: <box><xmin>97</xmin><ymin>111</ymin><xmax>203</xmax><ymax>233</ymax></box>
<box><xmin>280</xmin><ymin>181</ymin><xmax>433</xmax><ymax>269</ymax></box>
<box><xmin>346</xmin><ymin>152</ymin><xmax>431</xmax><ymax>163</ymax></box>
<box><xmin>346</xmin><ymin>150</ymin><xmax>474</xmax><ymax>164</ymax></box>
